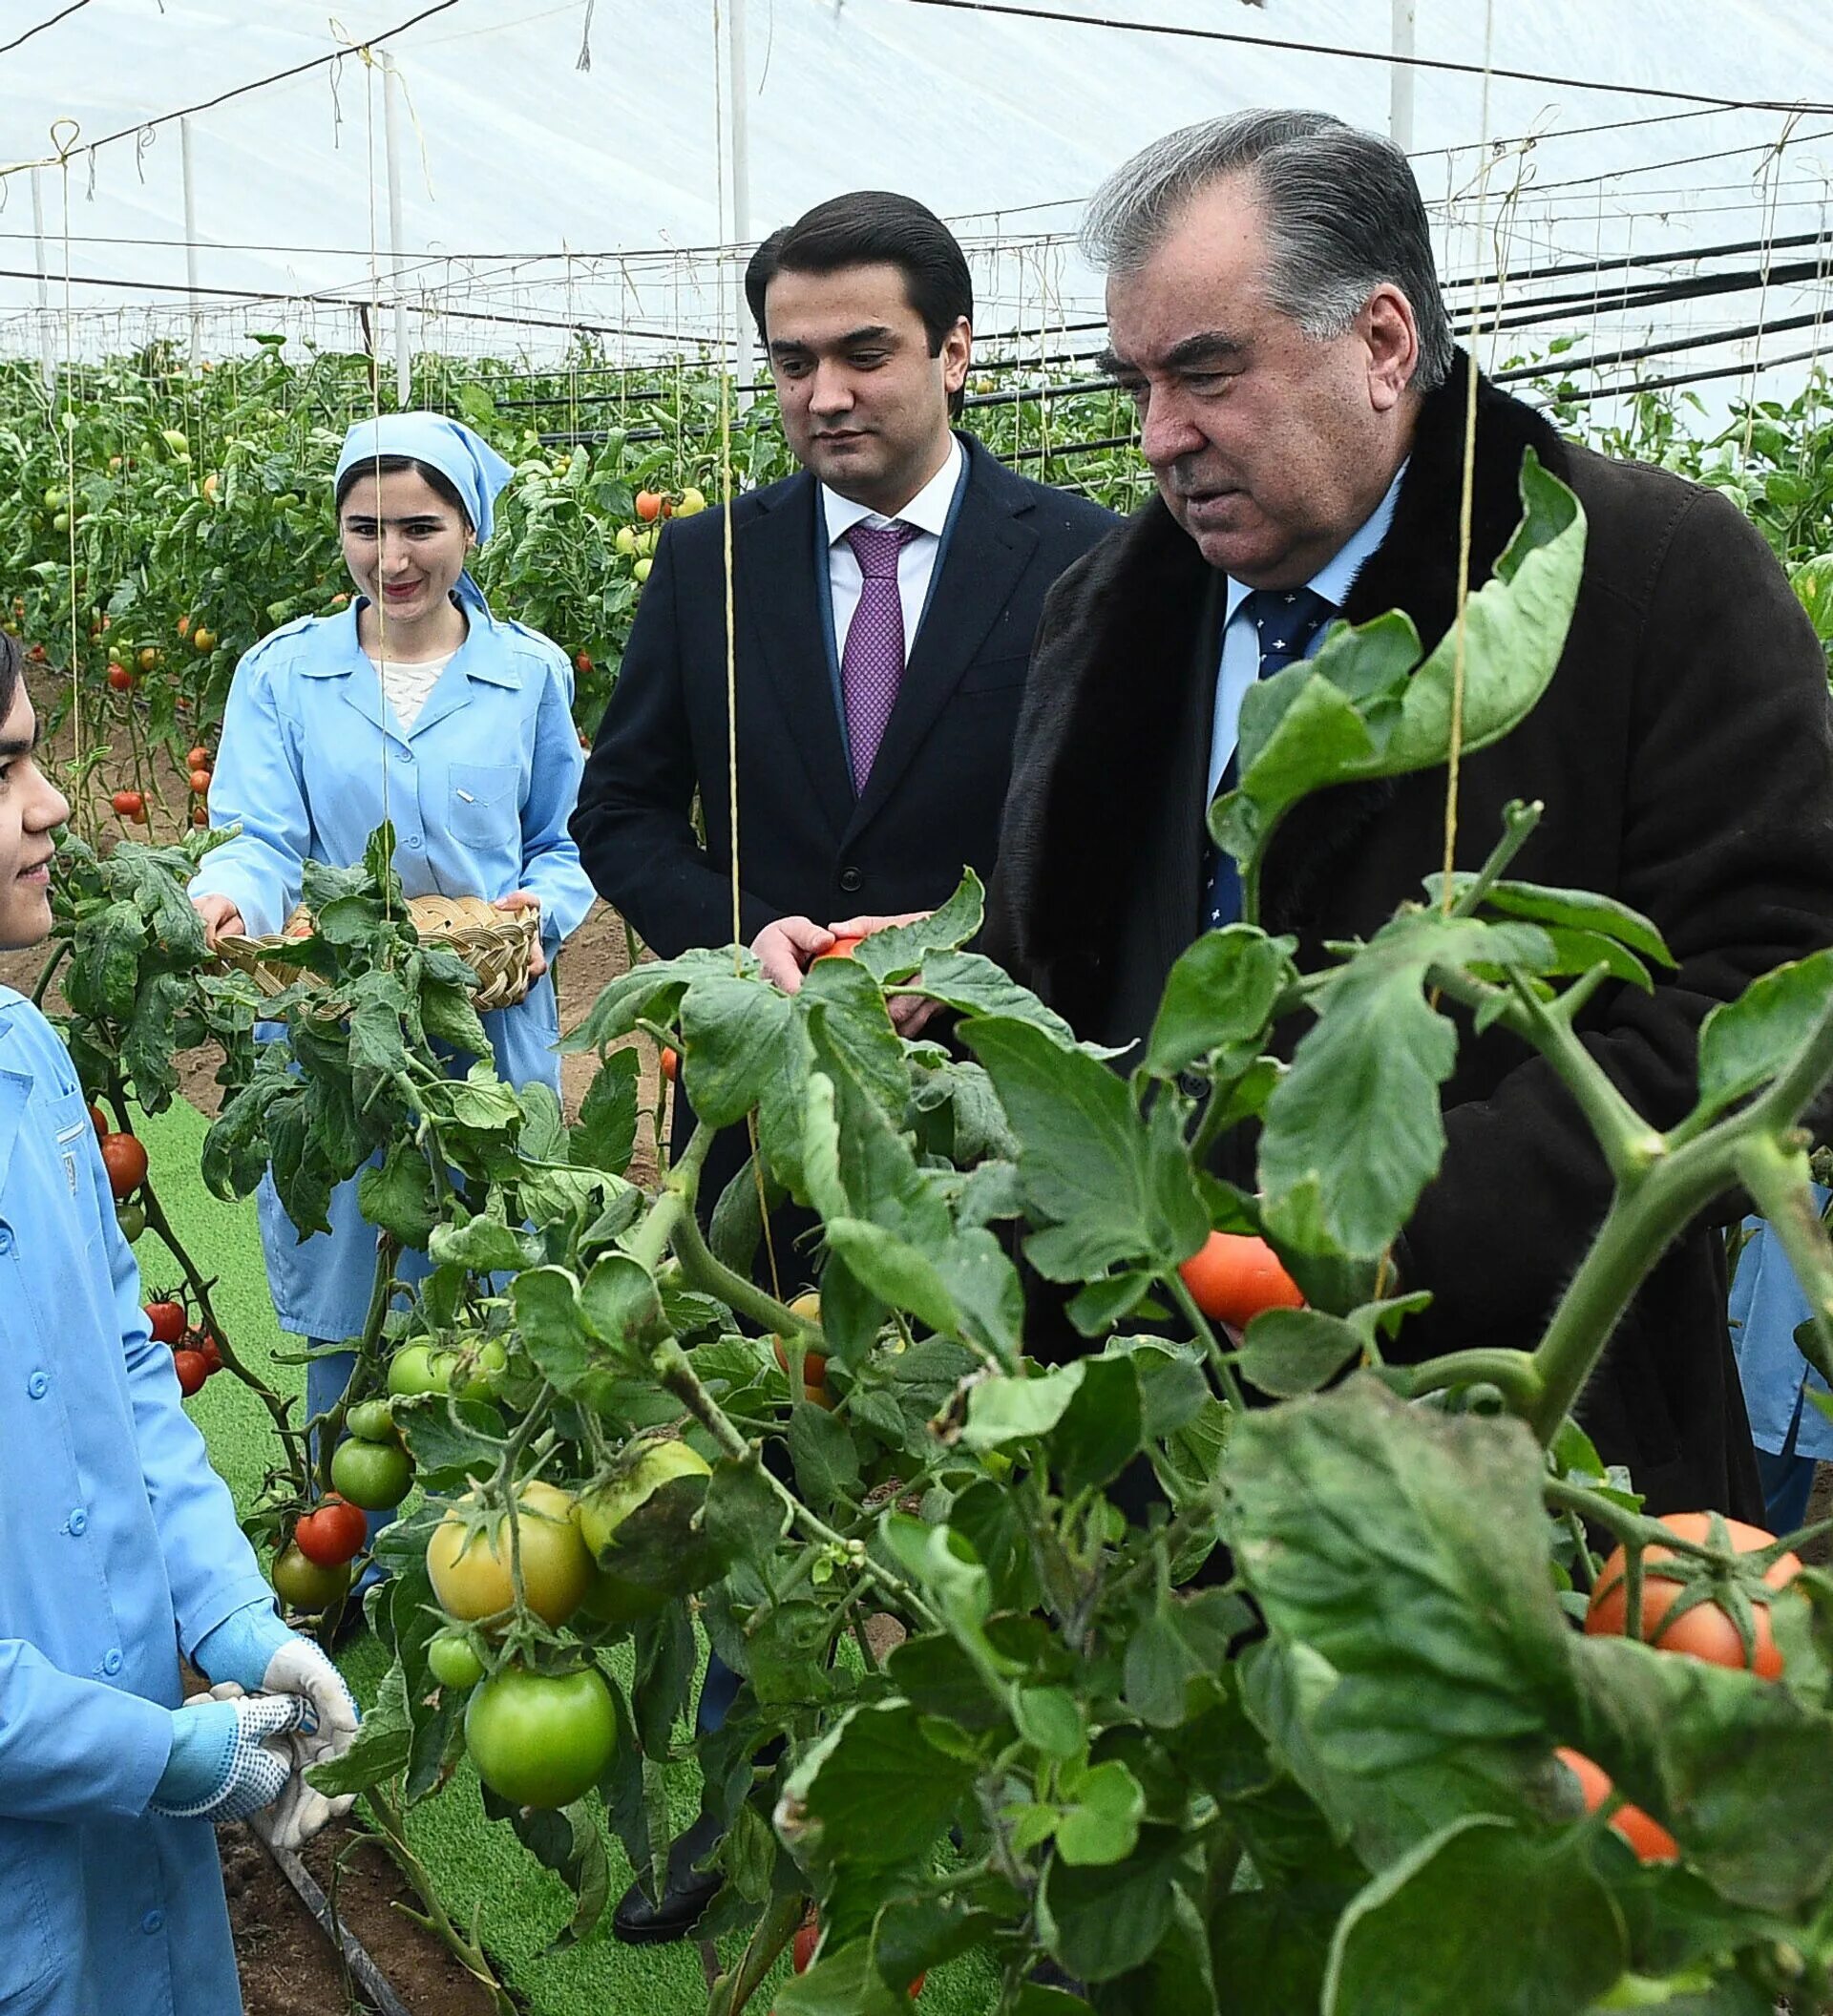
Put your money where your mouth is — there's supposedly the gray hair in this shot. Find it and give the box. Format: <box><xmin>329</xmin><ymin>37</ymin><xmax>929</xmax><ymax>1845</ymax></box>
<box><xmin>1083</xmin><ymin>110</ymin><xmax>1455</xmax><ymax>394</ymax></box>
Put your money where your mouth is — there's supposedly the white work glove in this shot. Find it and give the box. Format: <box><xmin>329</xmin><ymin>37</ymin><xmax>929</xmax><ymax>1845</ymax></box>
<box><xmin>193</xmin><ymin>1602</ymin><xmax>363</xmax><ymax>1851</ymax></box>
<box><xmin>151</xmin><ymin>1690</ymin><xmax>312</xmax><ymax>1824</ymax></box>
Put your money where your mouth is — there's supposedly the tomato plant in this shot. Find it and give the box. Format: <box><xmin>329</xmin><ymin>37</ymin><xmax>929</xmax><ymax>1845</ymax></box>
<box><xmin>36</xmin><ymin>437</ymin><xmax>1833</xmax><ymax>2011</ymax></box>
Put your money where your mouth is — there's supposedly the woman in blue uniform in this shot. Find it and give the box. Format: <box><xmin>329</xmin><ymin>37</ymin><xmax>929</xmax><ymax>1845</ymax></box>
<box><xmin>189</xmin><ymin>414</ymin><xmax>595</xmax><ymax>1514</ymax></box>
<box><xmin>0</xmin><ymin>636</ymin><xmax>358</xmax><ymax>2015</ymax></box>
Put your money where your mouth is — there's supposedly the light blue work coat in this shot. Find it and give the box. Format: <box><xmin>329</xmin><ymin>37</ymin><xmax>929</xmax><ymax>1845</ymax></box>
<box><xmin>1729</xmin><ymin>1187</ymin><xmax>1833</xmax><ymax>1460</ymax></box>
<box><xmin>189</xmin><ymin>598</ymin><xmax>596</xmax><ymax>1340</ymax></box>
<box><xmin>0</xmin><ymin>989</ymin><xmax>276</xmax><ymax>2015</ymax></box>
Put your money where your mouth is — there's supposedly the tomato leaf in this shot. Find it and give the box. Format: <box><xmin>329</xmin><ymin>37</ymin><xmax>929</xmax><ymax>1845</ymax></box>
<box><xmin>1144</xmin><ymin>925</ymin><xmax>1292</xmax><ymax>1079</ymax></box>
<box><xmin>1225</xmin><ymin>1378</ymin><xmax>1575</xmax><ymax>1862</ymax></box>
<box><xmin>1692</xmin><ymin>948</ymin><xmax>1833</xmax><ymax>1130</ymax></box>
<box><xmin>963</xmin><ymin>1014</ymin><xmax>1208</xmax><ymax>1280</ymax></box>
<box><xmin>1322</xmin><ymin>1816</ymin><xmax>1625</xmax><ymax>2015</ymax></box>
<box><xmin>1235</xmin><ymin>1308</ymin><xmax>1368</xmax><ymax>1399</ymax></box>
<box><xmin>1424</xmin><ymin>873</ymin><xmax>1673</xmax><ymax>966</ymax></box>
<box><xmin>1036</xmin><ymin>1822</ymin><xmax>1194</xmax><ymax>1982</ymax></box>
<box><xmin>779</xmin><ymin>1698</ymin><xmax>977</xmax><ymax>1874</ymax></box>
<box><xmin>1258</xmin><ymin>913</ymin><xmax>1552</xmax><ymax>1259</ymax></box>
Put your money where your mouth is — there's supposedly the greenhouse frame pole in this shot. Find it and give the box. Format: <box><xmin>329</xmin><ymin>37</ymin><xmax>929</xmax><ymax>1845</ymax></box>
<box><xmin>384</xmin><ymin>53</ymin><xmax>411</xmax><ymax>408</ymax></box>
<box><xmin>179</xmin><ymin>119</ymin><xmax>202</xmax><ymax>368</ymax></box>
<box><xmin>30</xmin><ymin>169</ymin><xmax>53</xmax><ymax>392</ymax></box>
<box><xmin>727</xmin><ymin>0</ymin><xmax>755</xmax><ymax>402</ymax></box>
<box><xmin>1390</xmin><ymin>0</ymin><xmax>1417</xmax><ymax>153</ymax></box>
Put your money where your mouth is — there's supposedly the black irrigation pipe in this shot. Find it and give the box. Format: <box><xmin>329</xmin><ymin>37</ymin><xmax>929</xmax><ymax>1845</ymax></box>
<box><xmin>260</xmin><ymin>1836</ymin><xmax>413</xmax><ymax>2016</ymax></box>
<box><xmin>1491</xmin><ymin>308</ymin><xmax>1831</xmax><ymax>382</ymax></box>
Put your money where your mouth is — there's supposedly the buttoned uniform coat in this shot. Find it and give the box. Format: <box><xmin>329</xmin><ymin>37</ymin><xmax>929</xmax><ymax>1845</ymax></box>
<box><xmin>984</xmin><ymin>352</ymin><xmax>1833</xmax><ymax>1520</ymax></box>
<box><xmin>189</xmin><ymin>598</ymin><xmax>596</xmax><ymax>1341</ymax></box>
<box><xmin>570</xmin><ymin>432</ymin><xmax>1115</xmax><ymax>1203</ymax></box>
<box><xmin>0</xmin><ymin>990</ymin><xmax>277</xmax><ymax>2015</ymax></box>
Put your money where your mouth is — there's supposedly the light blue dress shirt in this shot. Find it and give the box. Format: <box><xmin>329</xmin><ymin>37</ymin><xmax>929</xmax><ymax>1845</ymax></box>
<box><xmin>1207</xmin><ymin>462</ymin><xmax>1409</xmax><ymax>801</ymax></box>
<box><xmin>0</xmin><ymin>990</ymin><xmax>274</xmax><ymax>2014</ymax></box>
<box><xmin>189</xmin><ymin>597</ymin><xmax>596</xmax><ymax>1340</ymax></box>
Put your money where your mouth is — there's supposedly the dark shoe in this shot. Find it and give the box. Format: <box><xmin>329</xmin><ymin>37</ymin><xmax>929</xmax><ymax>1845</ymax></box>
<box><xmin>612</xmin><ymin>1810</ymin><xmax>726</xmax><ymax>1945</ymax></box>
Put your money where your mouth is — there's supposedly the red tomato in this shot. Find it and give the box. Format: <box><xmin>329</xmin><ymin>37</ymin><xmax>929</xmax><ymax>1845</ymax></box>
<box><xmin>1585</xmin><ymin>1513</ymin><xmax>1801</xmax><ymax>1678</ymax></box>
<box><xmin>172</xmin><ymin>1349</ymin><xmax>209</xmax><ymax>1397</ymax></box>
<box><xmin>1554</xmin><ymin>1746</ymin><xmax>1678</xmax><ymax>1863</ymax></box>
<box><xmin>188</xmin><ymin>767</ymin><xmax>212</xmax><ymax>794</ymax></box>
<box><xmin>1177</xmin><ymin>1231</ymin><xmax>1304</xmax><ymax>1329</ymax></box>
<box><xmin>185</xmin><ymin>745</ymin><xmax>211</xmax><ymax>770</ymax></box>
<box><xmin>191</xmin><ymin>1330</ymin><xmax>223</xmax><ymax>1375</ymax></box>
<box><xmin>813</xmin><ymin>934</ymin><xmax>868</xmax><ymax>963</ymax></box>
<box><xmin>99</xmin><ymin>1131</ymin><xmax>148</xmax><ymax>1200</ymax></box>
<box><xmin>575</xmin><ymin>650</ymin><xmax>593</xmax><ymax>675</ymax></box>
<box><xmin>192</xmin><ymin>806</ymin><xmax>208</xmax><ymax>827</ymax></box>
<box><xmin>88</xmin><ymin>1102</ymin><xmax>108</xmax><ymax>1142</ymax></box>
<box><xmin>110</xmin><ymin>789</ymin><xmax>144</xmax><ymax>822</ymax></box>
<box><xmin>144</xmin><ymin>1300</ymin><xmax>185</xmax><ymax>1346</ymax></box>
<box><xmin>791</xmin><ymin>1910</ymin><xmax>921</xmax><ymax>1994</ymax></box>
<box><xmin>106</xmin><ymin>663</ymin><xmax>135</xmax><ymax>692</ymax></box>
<box><xmin>294</xmin><ymin>1496</ymin><xmax>369</xmax><ymax>1568</ymax></box>
<box><xmin>634</xmin><ymin>490</ymin><xmax>663</xmax><ymax>522</ymax></box>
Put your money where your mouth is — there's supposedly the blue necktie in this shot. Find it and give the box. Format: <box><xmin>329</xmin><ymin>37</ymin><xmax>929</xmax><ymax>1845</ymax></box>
<box><xmin>1202</xmin><ymin>586</ymin><xmax>1336</xmax><ymax>929</ymax></box>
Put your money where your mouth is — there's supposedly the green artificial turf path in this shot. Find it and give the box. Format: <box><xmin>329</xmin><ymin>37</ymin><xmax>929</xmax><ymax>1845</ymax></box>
<box><xmin>137</xmin><ymin>1096</ymin><xmax>995</xmax><ymax>2015</ymax></box>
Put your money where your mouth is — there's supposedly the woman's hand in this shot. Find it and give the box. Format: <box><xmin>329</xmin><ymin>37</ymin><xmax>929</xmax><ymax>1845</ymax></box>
<box><xmin>495</xmin><ymin>889</ymin><xmax>546</xmax><ymax>977</ymax></box>
<box><xmin>192</xmin><ymin>892</ymin><xmax>247</xmax><ymax>947</ymax></box>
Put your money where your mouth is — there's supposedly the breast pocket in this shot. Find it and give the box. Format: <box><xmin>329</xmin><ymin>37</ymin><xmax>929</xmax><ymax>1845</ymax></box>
<box><xmin>957</xmin><ymin>654</ymin><xmax>1030</xmax><ymax>695</ymax></box>
<box><xmin>449</xmin><ymin>762</ymin><xmax>522</xmax><ymax>849</ymax></box>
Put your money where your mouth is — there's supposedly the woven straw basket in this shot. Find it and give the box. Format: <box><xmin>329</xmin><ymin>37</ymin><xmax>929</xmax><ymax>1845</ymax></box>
<box><xmin>212</xmin><ymin>893</ymin><xmax>537</xmax><ymax>1013</ymax></box>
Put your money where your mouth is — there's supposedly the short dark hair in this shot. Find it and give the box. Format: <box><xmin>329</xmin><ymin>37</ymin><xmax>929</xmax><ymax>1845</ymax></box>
<box><xmin>333</xmin><ymin>453</ymin><xmax>473</xmax><ymax>529</ymax></box>
<box><xmin>0</xmin><ymin>629</ymin><xmax>19</xmax><ymax>725</ymax></box>
<box><xmin>1084</xmin><ymin>110</ymin><xmax>1454</xmax><ymax>394</ymax></box>
<box><xmin>745</xmin><ymin>191</ymin><xmax>974</xmax><ymax>418</ymax></box>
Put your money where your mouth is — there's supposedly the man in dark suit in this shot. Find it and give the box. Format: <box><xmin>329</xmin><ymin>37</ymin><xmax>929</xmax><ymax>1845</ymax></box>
<box><xmin>574</xmin><ymin>188</ymin><xmax>1113</xmax><ymax>1021</ymax></box>
<box><xmin>570</xmin><ymin>188</ymin><xmax>1114</xmax><ymax>1942</ymax></box>
<box><xmin>985</xmin><ymin>111</ymin><xmax>1833</xmax><ymax>1520</ymax></box>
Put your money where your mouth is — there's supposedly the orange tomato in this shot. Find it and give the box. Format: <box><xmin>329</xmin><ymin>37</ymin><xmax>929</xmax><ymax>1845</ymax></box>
<box><xmin>1584</xmin><ymin>1513</ymin><xmax>1800</xmax><ymax>1677</ymax></box>
<box><xmin>814</xmin><ymin>934</ymin><xmax>868</xmax><ymax>963</ymax></box>
<box><xmin>634</xmin><ymin>491</ymin><xmax>663</xmax><ymax>522</ymax></box>
<box><xmin>1177</xmin><ymin>1231</ymin><xmax>1304</xmax><ymax>1329</ymax></box>
<box><xmin>1554</xmin><ymin>1747</ymin><xmax>1678</xmax><ymax>1863</ymax></box>
<box><xmin>659</xmin><ymin>1045</ymin><xmax>678</xmax><ymax>1082</ymax></box>
<box><xmin>188</xmin><ymin>767</ymin><xmax>212</xmax><ymax>794</ymax></box>
<box><xmin>186</xmin><ymin>746</ymin><xmax>211</xmax><ymax>770</ymax></box>
<box><xmin>772</xmin><ymin>1334</ymin><xmax>830</xmax><ymax>1390</ymax></box>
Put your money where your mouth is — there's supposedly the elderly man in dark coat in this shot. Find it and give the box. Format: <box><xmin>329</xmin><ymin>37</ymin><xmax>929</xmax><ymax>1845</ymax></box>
<box><xmin>984</xmin><ymin>110</ymin><xmax>1833</xmax><ymax>1521</ymax></box>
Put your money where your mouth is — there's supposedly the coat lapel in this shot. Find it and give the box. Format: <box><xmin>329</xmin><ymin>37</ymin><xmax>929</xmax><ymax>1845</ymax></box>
<box><xmin>843</xmin><ymin>459</ymin><xmax>1036</xmax><ymax>843</ymax></box>
<box><xmin>739</xmin><ymin>476</ymin><xmax>857</xmax><ymax>840</ymax></box>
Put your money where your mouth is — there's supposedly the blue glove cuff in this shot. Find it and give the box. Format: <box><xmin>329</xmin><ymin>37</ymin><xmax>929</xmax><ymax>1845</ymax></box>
<box><xmin>192</xmin><ymin>1597</ymin><xmax>293</xmax><ymax>1692</ymax></box>
<box><xmin>155</xmin><ymin>1701</ymin><xmax>239</xmax><ymax>1810</ymax></box>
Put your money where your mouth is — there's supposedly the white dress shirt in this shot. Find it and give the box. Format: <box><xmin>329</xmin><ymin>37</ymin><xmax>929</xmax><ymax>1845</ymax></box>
<box><xmin>1207</xmin><ymin>461</ymin><xmax>1409</xmax><ymax>802</ymax></box>
<box><xmin>822</xmin><ymin>433</ymin><xmax>965</xmax><ymax>663</ymax></box>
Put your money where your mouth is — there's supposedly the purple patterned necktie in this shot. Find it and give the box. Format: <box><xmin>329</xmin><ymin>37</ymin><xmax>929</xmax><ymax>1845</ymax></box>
<box><xmin>841</xmin><ymin>520</ymin><xmax>916</xmax><ymax>792</ymax></box>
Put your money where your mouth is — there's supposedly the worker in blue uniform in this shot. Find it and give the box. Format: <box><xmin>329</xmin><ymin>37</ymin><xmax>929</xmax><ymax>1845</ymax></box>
<box><xmin>0</xmin><ymin>634</ymin><xmax>360</xmax><ymax>2014</ymax></box>
<box><xmin>189</xmin><ymin>414</ymin><xmax>596</xmax><ymax>1562</ymax></box>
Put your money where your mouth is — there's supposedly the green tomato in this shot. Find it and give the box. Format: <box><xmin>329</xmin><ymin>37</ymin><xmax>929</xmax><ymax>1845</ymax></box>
<box><xmin>115</xmin><ymin>1202</ymin><xmax>146</xmax><ymax>1242</ymax></box>
<box><xmin>345</xmin><ymin>1398</ymin><xmax>398</xmax><ymax>1443</ymax></box>
<box><xmin>578</xmin><ymin>1438</ymin><xmax>712</xmax><ymax>1558</ymax></box>
<box><xmin>448</xmin><ymin>1338</ymin><xmax>508</xmax><ymax>1404</ymax></box>
<box><xmin>330</xmin><ymin>1437</ymin><xmax>414</xmax><ymax>1510</ymax></box>
<box><xmin>387</xmin><ymin>1343</ymin><xmax>446</xmax><ymax>1397</ymax></box>
<box><xmin>53</xmin><ymin>512</ymin><xmax>70</xmax><ymax>533</ymax></box>
<box><xmin>464</xmin><ymin>1664</ymin><xmax>618</xmax><ymax>1809</ymax></box>
<box><xmin>427</xmin><ymin>1631</ymin><xmax>486</xmax><ymax>1690</ymax></box>
<box><xmin>271</xmin><ymin>1543</ymin><xmax>351</xmax><ymax>1613</ymax></box>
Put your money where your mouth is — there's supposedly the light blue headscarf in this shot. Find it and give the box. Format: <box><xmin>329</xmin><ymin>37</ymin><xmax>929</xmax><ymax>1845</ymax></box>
<box><xmin>333</xmin><ymin>412</ymin><xmax>515</xmax><ymax>608</ymax></box>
